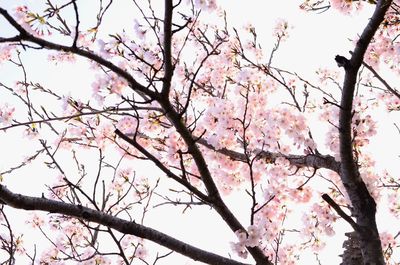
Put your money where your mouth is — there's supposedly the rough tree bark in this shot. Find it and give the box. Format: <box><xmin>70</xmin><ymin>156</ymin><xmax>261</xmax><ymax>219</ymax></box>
<box><xmin>337</xmin><ymin>0</ymin><xmax>392</xmax><ymax>264</ymax></box>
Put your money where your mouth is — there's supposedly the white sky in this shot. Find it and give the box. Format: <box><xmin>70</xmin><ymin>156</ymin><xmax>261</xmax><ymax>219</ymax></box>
<box><xmin>0</xmin><ymin>1</ymin><xmax>399</xmax><ymax>264</ymax></box>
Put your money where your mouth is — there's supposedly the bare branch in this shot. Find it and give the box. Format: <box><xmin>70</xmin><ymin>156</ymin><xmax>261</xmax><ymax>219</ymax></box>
<box><xmin>0</xmin><ymin>184</ymin><xmax>250</xmax><ymax>265</ymax></box>
<box><xmin>161</xmin><ymin>0</ymin><xmax>174</xmax><ymax>96</ymax></box>
<box><xmin>71</xmin><ymin>0</ymin><xmax>80</xmax><ymax>47</ymax></box>
<box><xmin>361</xmin><ymin>60</ymin><xmax>400</xmax><ymax>99</ymax></box>
<box><xmin>0</xmin><ymin>7</ymin><xmax>154</xmax><ymax>99</ymax></box>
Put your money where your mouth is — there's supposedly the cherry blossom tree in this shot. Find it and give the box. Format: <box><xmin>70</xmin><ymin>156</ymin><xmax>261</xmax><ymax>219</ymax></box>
<box><xmin>0</xmin><ymin>0</ymin><xmax>398</xmax><ymax>264</ymax></box>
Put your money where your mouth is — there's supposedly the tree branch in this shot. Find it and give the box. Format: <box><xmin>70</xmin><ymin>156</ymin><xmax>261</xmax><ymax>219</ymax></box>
<box><xmin>1</xmin><ymin>5</ymin><xmax>272</xmax><ymax>265</ymax></box>
<box><xmin>0</xmin><ymin>107</ymin><xmax>133</xmax><ymax>131</ymax></box>
<box><xmin>322</xmin><ymin>193</ymin><xmax>359</xmax><ymax>231</ymax></box>
<box><xmin>114</xmin><ymin>129</ymin><xmax>210</xmax><ymax>203</ymax></box>
<box><xmin>0</xmin><ymin>7</ymin><xmax>154</xmax><ymax>100</ymax></box>
<box><xmin>161</xmin><ymin>0</ymin><xmax>174</xmax><ymax>96</ymax></box>
<box><xmin>338</xmin><ymin>0</ymin><xmax>392</xmax><ymax>264</ymax></box>
<box><xmin>361</xmin><ymin>60</ymin><xmax>400</xmax><ymax>99</ymax></box>
<box><xmin>0</xmin><ymin>36</ymin><xmax>23</xmax><ymax>43</ymax></box>
<box><xmin>116</xmin><ymin>124</ymin><xmax>272</xmax><ymax>264</ymax></box>
<box><xmin>0</xmin><ymin>184</ymin><xmax>250</xmax><ymax>265</ymax></box>
<box><xmin>197</xmin><ymin>138</ymin><xmax>341</xmax><ymax>173</ymax></box>
<box><xmin>71</xmin><ymin>0</ymin><xmax>80</xmax><ymax>48</ymax></box>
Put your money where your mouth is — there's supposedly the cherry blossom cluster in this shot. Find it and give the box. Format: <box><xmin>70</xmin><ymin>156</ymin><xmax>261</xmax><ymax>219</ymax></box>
<box><xmin>273</xmin><ymin>19</ymin><xmax>290</xmax><ymax>41</ymax></box>
<box><xmin>1</xmin><ymin>0</ymin><xmax>400</xmax><ymax>263</ymax></box>
<box><xmin>319</xmin><ymin>95</ymin><xmax>378</xmax><ymax>160</ymax></box>
<box><xmin>13</xmin><ymin>6</ymin><xmax>41</xmax><ymax>36</ymax></box>
<box><xmin>377</xmin><ymin>91</ymin><xmax>400</xmax><ymax>111</ymax></box>
<box><xmin>0</xmin><ymin>44</ymin><xmax>13</xmax><ymax>64</ymax></box>
<box><xmin>352</xmin><ymin>97</ymin><xmax>378</xmax><ymax>146</ymax></box>
<box><xmin>301</xmin><ymin>203</ymin><xmax>337</xmax><ymax>240</ymax></box>
<box><xmin>0</xmin><ymin>103</ymin><xmax>15</xmax><ymax>126</ymax></box>
<box><xmin>27</xmin><ymin>173</ymin><xmax>150</xmax><ymax>264</ymax></box>
<box><xmin>231</xmin><ymin>225</ymin><xmax>263</xmax><ymax>258</ymax></box>
<box><xmin>316</xmin><ymin>68</ymin><xmax>341</xmax><ymax>86</ymax></box>
<box><xmin>380</xmin><ymin>231</ymin><xmax>397</xmax><ymax>260</ymax></box>
<box><xmin>387</xmin><ymin>189</ymin><xmax>400</xmax><ymax>218</ymax></box>
<box><xmin>330</xmin><ymin>0</ymin><xmax>364</xmax><ymax>14</ymax></box>
<box><xmin>0</xmin><ymin>209</ymin><xmax>25</xmax><ymax>258</ymax></box>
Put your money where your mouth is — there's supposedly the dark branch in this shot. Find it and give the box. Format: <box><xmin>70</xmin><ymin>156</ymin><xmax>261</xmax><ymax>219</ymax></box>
<box><xmin>361</xmin><ymin>60</ymin><xmax>400</xmax><ymax>99</ymax></box>
<box><xmin>335</xmin><ymin>55</ymin><xmax>350</xmax><ymax>69</ymax></box>
<box><xmin>322</xmin><ymin>193</ymin><xmax>359</xmax><ymax>231</ymax></box>
<box><xmin>197</xmin><ymin>138</ymin><xmax>340</xmax><ymax>173</ymax></box>
<box><xmin>0</xmin><ymin>36</ymin><xmax>23</xmax><ymax>43</ymax></box>
<box><xmin>338</xmin><ymin>1</ymin><xmax>392</xmax><ymax>264</ymax></box>
<box><xmin>161</xmin><ymin>0</ymin><xmax>174</xmax><ymax>96</ymax></box>
<box><xmin>114</xmin><ymin>129</ymin><xmax>210</xmax><ymax>203</ymax></box>
<box><xmin>71</xmin><ymin>0</ymin><xmax>80</xmax><ymax>48</ymax></box>
<box><xmin>0</xmin><ymin>7</ymin><xmax>154</xmax><ymax>99</ymax></box>
<box><xmin>0</xmin><ymin>184</ymin><xmax>250</xmax><ymax>265</ymax></box>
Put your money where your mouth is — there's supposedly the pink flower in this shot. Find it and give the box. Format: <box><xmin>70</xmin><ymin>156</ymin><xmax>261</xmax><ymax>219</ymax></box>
<box><xmin>0</xmin><ymin>45</ymin><xmax>13</xmax><ymax>63</ymax></box>
<box><xmin>13</xmin><ymin>6</ymin><xmax>35</xmax><ymax>34</ymax></box>
<box><xmin>117</xmin><ymin>116</ymin><xmax>138</xmax><ymax>134</ymax></box>
<box><xmin>330</xmin><ymin>0</ymin><xmax>354</xmax><ymax>14</ymax></box>
<box><xmin>48</xmin><ymin>52</ymin><xmax>76</xmax><ymax>63</ymax></box>
<box><xmin>135</xmin><ymin>243</ymin><xmax>147</xmax><ymax>259</ymax></box>
<box><xmin>133</xmin><ymin>19</ymin><xmax>146</xmax><ymax>38</ymax></box>
<box><xmin>26</xmin><ymin>213</ymin><xmax>45</xmax><ymax>228</ymax></box>
<box><xmin>230</xmin><ymin>241</ymin><xmax>248</xmax><ymax>259</ymax></box>
<box><xmin>234</xmin><ymin>229</ymin><xmax>247</xmax><ymax>244</ymax></box>
<box><xmin>246</xmin><ymin>225</ymin><xmax>262</xmax><ymax>247</ymax></box>
<box><xmin>273</xmin><ymin>18</ymin><xmax>290</xmax><ymax>41</ymax></box>
<box><xmin>0</xmin><ymin>104</ymin><xmax>15</xmax><ymax>125</ymax></box>
<box><xmin>193</xmin><ymin>0</ymin><xmax>217</xmax><ymax>11</ymax></box>
<box><xmin>23</xmin><ymin>125</ymin><xmax>39</xmax><ymax>140</ymax></box>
